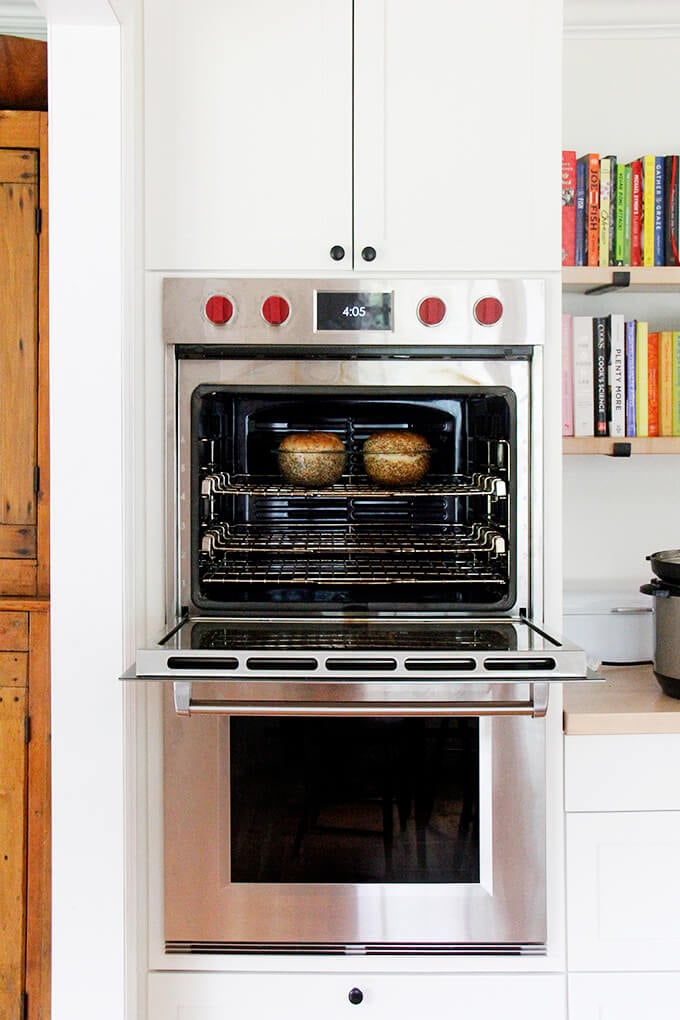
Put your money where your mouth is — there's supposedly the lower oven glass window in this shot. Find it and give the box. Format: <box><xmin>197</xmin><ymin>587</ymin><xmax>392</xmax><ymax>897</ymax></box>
<box><xmin>229</xmin><ymin>716</ymin><xmax>479</xmax><ymax>884</ymax></box>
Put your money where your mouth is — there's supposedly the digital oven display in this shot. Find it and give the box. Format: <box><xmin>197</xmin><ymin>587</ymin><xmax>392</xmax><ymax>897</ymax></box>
<box><xmin>316</xmin><ymin>291</ymin><xmax>393</xmax><ymax>331</ymax></box>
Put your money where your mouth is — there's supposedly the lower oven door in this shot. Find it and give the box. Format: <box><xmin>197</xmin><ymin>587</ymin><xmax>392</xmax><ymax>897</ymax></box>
<box><xmin>162</xmin><ymin>682</ymin><xmax>546</xmax><ymax>954</ymax></box>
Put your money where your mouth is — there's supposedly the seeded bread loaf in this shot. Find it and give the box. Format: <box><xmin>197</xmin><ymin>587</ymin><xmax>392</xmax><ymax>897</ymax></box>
<box><xmin>278</xmin><ymin>431</ymin><xmax>347</xmax><ymax>486</ymax></box>
<box><xmin>362</xmin><ymin>430</ymin><xmax>431</xmax><ymax>485</ymax></box>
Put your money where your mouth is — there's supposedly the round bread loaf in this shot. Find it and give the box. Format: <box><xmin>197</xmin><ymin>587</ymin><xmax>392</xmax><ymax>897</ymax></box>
<box><xmin>278</xmin><ymin>431</ymin><xmax>347</xmax><ymax>486</ymax></box>
<box><xmin>362</xmin><ymin>430</ymin><xmax>431</xmax><ymax>485</ymax></box>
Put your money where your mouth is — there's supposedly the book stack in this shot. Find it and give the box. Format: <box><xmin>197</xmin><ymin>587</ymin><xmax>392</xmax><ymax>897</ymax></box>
<box><xmin>562</xmin><ymin>150</ymin><xmax>680</xmax><ymax>267</ymax></box>
<box><xmin>562</xmin><ymin>313</ymin><xmax>680</xmax><ymax>437</ymax></box>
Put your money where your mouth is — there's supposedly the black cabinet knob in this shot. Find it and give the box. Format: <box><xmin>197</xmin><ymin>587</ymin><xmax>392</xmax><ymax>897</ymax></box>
<box><xmin>361</xmin><ymin>246</ymin><xmax>377</xmax><ymax>262</ymax></box>
<box><xmin>348</xmin><ymin>988</ymin><xmax>364</xmax><ymax>1005</ymax></box>
<box><xmin>330</xmin><ymin>245</ymin><xmax>346</xmax><ymax>261</ymax></box>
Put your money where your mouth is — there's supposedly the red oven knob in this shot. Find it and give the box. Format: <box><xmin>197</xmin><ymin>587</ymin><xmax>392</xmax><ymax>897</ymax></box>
<box><xmin>262</xmin><ymin>295</ymin><xmax>290</xmax><ymax>326</ymax></box>
<box><xmin>473</xmin><ymin>296</ymin><xmax>503</xmax><ymax>326</ymax></box>
<box><xmin>417</xmin><ymin>296</ymin><xmax>446</xmax><ymax>326</ymax></box>
<box><xmin>204</xmin><ymin>294</ymin><xmax>234</xmax><ymax>325</ymax></box>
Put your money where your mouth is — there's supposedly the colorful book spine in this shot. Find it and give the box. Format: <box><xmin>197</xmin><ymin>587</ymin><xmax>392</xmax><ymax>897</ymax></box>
<box><xmin>625</xmin><ymin>320</ymin><xmax>637</xmax><ymax>436</ymax></box>
<box><xmin>664</xmin><ymin>154</ymin><xmax>680</xmax><ymax>267</ymax></box>
<box><xmin>623</xmin><ymin>163</ymin><xmax>632</xmax><ymax>265</ymax></box>
<box><xmin>578</xmin><ymin>153</ymin><xmax>600</xmax><ymax>267</ymax></box>
<box><xmin>614</xmin><ymin>162</ymin><xmax>626</xmax><ymax>265</ymax></box>
<box><xmin>673</xmin><ymin>332</ymin><xmax>680</xmax><ymax>435</ymax></box>
<box><xmin>630</xmin><ymin>159</ymin><xmax>643</xmax><ymax>266</ymax></box>
<box><xmin>593</xmin><ymin>316</ymin><xmax>609</xmax><ymax>434</ymax></box>
<box><xmin>635</xmin><ymin>320</ymin><xmax>649</xmax><ymax>436</ymax></box>
<box><xmin>608</xmin><ymin>313</ymin><xmax>626</xmax><ymax>437</ymax></box>
<box><xmin>647</xmin><ymin>330</ymin><xmax>659</xmax><ymax>437</ymax></box>
<box><xmin>575</xmin><ymin>160</ymin><xmax>587</xmax><ymax>266</ymax></box>
<box><xmin>659</xmin><ymin>330</ymin><xmax>674</xmax><ymax>436</ymax></box>
<box><xmin>573</xmin><ymin>315</ymin><xmax>595</xmax><ymax>436</ymax></box>
<box><xmin>599</xmin><ymin>156</ymin><xmax>613</xmax><ymax>267</ymax></box>
<box><xmin>562</xmin><ymin>314</ymin><xmax>574</xmax><ymax>436</ymax></box>
<box><xmin>653</xmin><ymin>157</ymin><xmax>665</xmax><ymax>266</ymax></box>
<box><xmin>640</xmin><ymin>154</ymin><xmax>656</xmax><ymax>266</ymax></box>
<box><xmin>562</xmin><ymin>150</ymin><xmax>577</xmax><ymax>266</ymax></box>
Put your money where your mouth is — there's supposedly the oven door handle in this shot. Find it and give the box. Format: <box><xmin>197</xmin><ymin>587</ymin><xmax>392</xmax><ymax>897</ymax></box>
<box><xmin>171</xmin><ymin>681</ymin><xmax>550</xmax><ymax>718</ymax></box>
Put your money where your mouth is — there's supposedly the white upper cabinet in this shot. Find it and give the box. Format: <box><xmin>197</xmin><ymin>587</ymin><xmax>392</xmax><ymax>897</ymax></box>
<box><xmin>144</xmin><ymin>0</ymin><xmax>353</xmax><ymax>273</ymax></box>
<box><xmin>353</xmin><ymin>0</ymin><xmax>561</xmax><ymax>272</ymax></box>
<box><xmin>144</xmin><ymin>0</ymin><xmax>561</xmax><ymax>273</ymax></box>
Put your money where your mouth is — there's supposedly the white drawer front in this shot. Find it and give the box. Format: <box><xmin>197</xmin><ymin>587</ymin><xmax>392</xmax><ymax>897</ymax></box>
<box><xmin>565</xmin><ymin>734</ymin><xmax>680</xmax><ymax>812</ymax></box>
<box><xmin>566</xmin><ymin>811</ymin><xmax>680</xmax><ymax>971</ymax></box>
<box><xmin>568</xmin><ymin>972</ymin><xmax>680</xmax><ymax>1020</ymax></box>
<box><xmin>149</xmin><ymin>972</ymin><xmax>565</xmax><ymax>1020</ymax></box>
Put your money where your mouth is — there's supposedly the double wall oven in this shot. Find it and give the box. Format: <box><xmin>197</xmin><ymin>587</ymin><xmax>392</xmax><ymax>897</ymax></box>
<box><xmin>133</xmin><ymin>277</ymin><xmax>588</xmax><ymax>956</ymax></box>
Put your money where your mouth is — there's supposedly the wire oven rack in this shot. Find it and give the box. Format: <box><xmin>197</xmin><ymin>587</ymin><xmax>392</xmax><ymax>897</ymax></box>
<box><xmin>200</xmin><ymin>471</ymin><xmax>507</xmax><ymax>499</ymax></box>
<box><xmin>199</xmin><ymin>523</ymin><xmax>508</xmax><ymax>586</ymax></box>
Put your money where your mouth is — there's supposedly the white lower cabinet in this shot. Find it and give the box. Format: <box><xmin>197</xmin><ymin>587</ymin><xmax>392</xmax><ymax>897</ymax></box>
<box><xmin>566</xmin><ymin>810</ymin><xmax>680</xmax><ymax>971</ymax></box>
<box><xmin>568</xmin><ymin>973</ymin><xmax>680</xmax><ymax>1020</ymax></box>
<box><xmin>565</xmin><ymin>734</ymin><xmax>680</xmax><ymax>1019</ymax></box>
<box><xmin>149</xmin><ymin>972</ymin><xmax>566</xmax><ymax>1020</ymax></box>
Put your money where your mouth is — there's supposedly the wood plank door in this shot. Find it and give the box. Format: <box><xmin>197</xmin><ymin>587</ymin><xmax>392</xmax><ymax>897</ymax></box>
<box><xmin>0</xmin><ymin>657</ymin><xmax>28</xmax><ymax>1020</ymax></box>
<box><xmin>0</xmin><ymin>149</ymin><xmax>39</xmax><ymax>594</ymax></box>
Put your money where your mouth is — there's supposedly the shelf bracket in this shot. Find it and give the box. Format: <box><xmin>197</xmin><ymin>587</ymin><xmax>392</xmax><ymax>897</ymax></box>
<box><xmin>611</xmin><ymin>441</ymin><xmax>632</xmax><ymax>458</ymax></box>
<box><xmin>584</xmin><ymin>270</ymin><xmax>631</xmax><ymax>296</ymax></box>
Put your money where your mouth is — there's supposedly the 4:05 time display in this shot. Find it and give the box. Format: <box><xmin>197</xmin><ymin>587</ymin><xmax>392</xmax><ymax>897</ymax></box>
<box><xmin>316</xmin><ymin>291</ymin><xmax>393</xmax><ymax>331</ymax></box>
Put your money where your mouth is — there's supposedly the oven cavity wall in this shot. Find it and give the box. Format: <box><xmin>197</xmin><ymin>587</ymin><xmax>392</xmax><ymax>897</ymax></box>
<box><xmin>138</xmin><ymin>5</ymin><xmax>566</xmax><ymax>1020</ymax></box>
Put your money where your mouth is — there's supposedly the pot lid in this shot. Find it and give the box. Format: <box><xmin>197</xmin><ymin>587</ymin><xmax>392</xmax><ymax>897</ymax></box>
<box><xmin>650</xmin><ymin>549</ymin><xmax>680</xmax><ymax>565</ymax></box>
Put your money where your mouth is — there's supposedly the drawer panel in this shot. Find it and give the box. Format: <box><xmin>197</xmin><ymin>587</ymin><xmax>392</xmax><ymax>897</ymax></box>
<box><xmin>565</xmin><ymin>733</ymin><xmax>680</xmax><ymax>811</ymax></box>
<box><xmin>0</xmin><ymin>613</ymin><xmax>29</xmax><ymax>651</ymax></box>
<box><xmin>0</xmin><ymin>652</ymin><xmax>28</xmax><ymax>686</ymax></box>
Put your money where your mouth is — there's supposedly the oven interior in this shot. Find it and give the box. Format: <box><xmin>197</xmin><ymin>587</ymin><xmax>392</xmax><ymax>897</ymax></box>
<box><xmin>191</xmin><ymin>388</ymin><xmax>516</xmax><ymax>613</ymax></box>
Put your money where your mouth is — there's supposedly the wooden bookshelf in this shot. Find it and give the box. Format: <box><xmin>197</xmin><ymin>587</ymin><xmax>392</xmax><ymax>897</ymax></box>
<box><xmin>564</xmin><ymin>437</ymin><xmax>680</xmax><ymax>455</ymax></box>
<box><xmin>563</xmin><ymin>267</ymin><xmax>680</xmax><ymax>293</ymax></box>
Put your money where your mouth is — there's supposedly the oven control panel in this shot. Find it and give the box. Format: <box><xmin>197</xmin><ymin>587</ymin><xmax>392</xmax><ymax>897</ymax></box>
<box><xmin>163</xmin><ymin>277</ymin><xmax>545</xmax><ymax>347</ymax></box>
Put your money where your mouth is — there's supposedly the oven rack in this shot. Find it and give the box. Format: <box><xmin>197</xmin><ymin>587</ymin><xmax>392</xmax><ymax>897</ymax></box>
<box><xmin>200</xmin><ymin>471</ymin><xmax>507</xmax><ymax>499</ymax></box>
<box><xmin>200</xmin><ymin>522</ymin><xmax>507</xmax><ymax>557</ymax></box>
<box><xmin>200</xmin><ymin>556</ymin><xmax>507</xmax><ymax>585</ymax></box>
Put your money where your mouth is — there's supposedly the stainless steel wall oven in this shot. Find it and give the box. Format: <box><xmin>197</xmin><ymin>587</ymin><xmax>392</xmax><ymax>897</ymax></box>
<box><xmin>133</xmin><ymin>277</ymin><xmax>588</xmax><ymax>956</ymax></box>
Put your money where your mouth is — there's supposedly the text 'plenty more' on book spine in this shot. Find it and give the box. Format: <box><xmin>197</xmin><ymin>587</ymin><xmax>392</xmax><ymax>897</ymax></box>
<box><xmin>609</xmin><ymin>313</ymin><xmax>626</xmax><ymax>437</ymax></box>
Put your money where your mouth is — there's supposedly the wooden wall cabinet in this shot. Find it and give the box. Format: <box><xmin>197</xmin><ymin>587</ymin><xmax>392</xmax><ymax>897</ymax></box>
<box><xmin>0</xmin><ymin>111</ymin><xmax>50</xmax><ymax>1020</ymax></box>
<box><xmin>0</xmin><ymin>110</ymin><xmax>49</xmax><ymax>598</ymax></box>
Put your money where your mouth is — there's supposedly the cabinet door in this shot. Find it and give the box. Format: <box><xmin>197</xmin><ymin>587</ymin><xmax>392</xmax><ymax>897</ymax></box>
<box><xmin>144</xmin><ymin>0</ymin><xmax>352</xmax><ymax>273</ymax></box>
<box><xmin>149</xmin><ymin>972</ymin><xmax>565</xmax><ymax>1020</ymax></box>
<box><xmin>566</xmin><ymin>811</ymin><xmax>680</xmax><ymax>971</ymax></box>
<box><xmin>0</xmin><ymin>685</ymin><xmax>27</xmax><ymax>1020</ymax></box>
<box><xmin>354</xmin><ymin>0</ymin><xmax>561</xmax><ymax>271</ymax></box>
<box><xmin>0</xmin><ymin>149</ymin><xmax>39</xmax><ymax>593</ymax></box>
<box><xmin>569</xmin><ymin>973</ymin><xmax>680</xmax><ymax>1020</ymax></box>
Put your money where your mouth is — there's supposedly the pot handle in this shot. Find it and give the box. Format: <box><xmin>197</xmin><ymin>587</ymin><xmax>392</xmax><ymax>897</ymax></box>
<box><xmin>640</xmin><ymin>582</ymin><xmax>671</xmax><ymax>598</ymax></box>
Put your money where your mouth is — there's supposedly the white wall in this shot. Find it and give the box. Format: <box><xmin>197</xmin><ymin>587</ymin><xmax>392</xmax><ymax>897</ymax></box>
<box><xmin>41</xmin><ymin>3</ymin><xmax>134</xmax><ymax>1019</ymax></box>
<box><xmin>562</xmin><ymin>21</ymin><xmax>680</xmax><ymax>591</ymax></box>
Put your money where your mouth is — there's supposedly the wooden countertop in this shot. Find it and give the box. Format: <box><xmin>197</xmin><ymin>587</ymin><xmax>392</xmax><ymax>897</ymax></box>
<box><xmin>563</xmin><ymin>664</ymin><xmax>680</xmax><ymax>735</ymax></box>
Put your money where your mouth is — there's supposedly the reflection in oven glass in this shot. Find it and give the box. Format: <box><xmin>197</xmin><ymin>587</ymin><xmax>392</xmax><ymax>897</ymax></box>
<box><xmin>230</xmin><ymin>718</ymin><xmax>479</xmax><ymax>884</ymax></box>
<box><xmin>192</xmin><ymin>622</ymin><xmax>514</xmax><ymax>652</ymax></box>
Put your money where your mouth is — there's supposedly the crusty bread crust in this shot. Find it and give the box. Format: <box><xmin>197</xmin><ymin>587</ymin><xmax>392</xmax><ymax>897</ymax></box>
<box><xmin>363</xmin><ymin>430</ymin><xmax>431</xmax><ymax>485</ymax></box>
<box><xmin>278</xmin><ymin>431</ymin><xmax>347</xmax><ymax>485</ymax></box>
